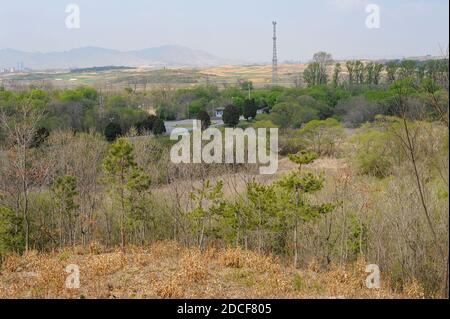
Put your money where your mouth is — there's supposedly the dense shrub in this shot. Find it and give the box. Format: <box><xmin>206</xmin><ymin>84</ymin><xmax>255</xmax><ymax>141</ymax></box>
<box><xmin>136</xmin><ymin>115</ymin><xmax>157</xmax><ymax>135</ymax></box>
<box><xmin>152</xmin><ymin>118</ymin><xmax>167</xmax><ymax>135</ymax></box>
<box><xmin>104</xmin><ymin>122</ymin><xmax>122</xmax><ymax>142</ymax></box>
<box><xmin>352</xmin><ymin>129</ymin><xmax>392</xmax><ymax>178</ymax></box>
<box><xmin>271</xmin><ymin>100</ymin><xmax>318</xmax><ymax>129</ymax></box>
<box><xmin>298</xmin><ymin>118</ymin><xmax>345</xmax><ymax>156</ymax></box>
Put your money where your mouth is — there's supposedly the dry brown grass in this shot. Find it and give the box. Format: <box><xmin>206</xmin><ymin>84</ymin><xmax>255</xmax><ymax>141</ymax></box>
<box><xmin>201</xmin><ymin>64</ymin><xmax>306</xmax><ymax>87</ymax></box>
<box><xmin>0</xmin><ymin>242</ymin><xmax>426</xmax><ymax>299</ymax></box>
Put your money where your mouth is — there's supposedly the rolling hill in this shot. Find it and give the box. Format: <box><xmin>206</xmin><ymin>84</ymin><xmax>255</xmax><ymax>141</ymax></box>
<box><xmin>0</xmin><ymin>45</ymin><xmax>233</xmax><ymax>70</ymax></box>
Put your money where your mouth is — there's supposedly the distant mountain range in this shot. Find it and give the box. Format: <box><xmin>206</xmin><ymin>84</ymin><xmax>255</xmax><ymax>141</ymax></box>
<box><xmin>0</xmin><ymin>45</ymin><xmax>234</xmax><ymax>70</ymax></box>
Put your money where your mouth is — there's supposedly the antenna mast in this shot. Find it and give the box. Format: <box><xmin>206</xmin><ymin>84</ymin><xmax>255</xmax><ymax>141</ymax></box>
<box><xmin>272</xmin><ymin>21</ymin><xmax>278</xmax><ymax>86</ymax></box>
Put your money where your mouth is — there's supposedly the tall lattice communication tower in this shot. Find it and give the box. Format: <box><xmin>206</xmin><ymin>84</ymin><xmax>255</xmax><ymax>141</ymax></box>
<box><xmin>272</xmin><ymin>21</ymin><xmax>278</xmax><ymax>86</ymax></box>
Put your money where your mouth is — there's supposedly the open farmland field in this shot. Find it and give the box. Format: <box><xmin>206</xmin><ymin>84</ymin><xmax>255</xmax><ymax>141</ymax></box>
<box><xmin>0</xmin><ymin>64</ymin><xmax>309</xmax><ymax>91</ymax></box>
<box><xmin>201</xmin><ymin>64</ymin><xmax>307</xmax><ymax>87</ymax></box>
<box><xmin>0</xmin><ymin>68</ymin><xmax>205</xmax><ymax>91</ymax></box>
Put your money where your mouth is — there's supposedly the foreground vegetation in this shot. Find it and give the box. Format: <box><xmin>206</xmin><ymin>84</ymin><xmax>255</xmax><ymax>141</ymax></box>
<box><xmin>0</xmin><ymin>53</ymin><xmax>448</xmax><ymax>298</ymax></box>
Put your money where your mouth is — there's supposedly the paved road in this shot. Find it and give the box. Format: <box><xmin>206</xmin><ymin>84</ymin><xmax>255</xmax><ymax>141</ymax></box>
<box><xmin>164</xmin><ymin>119</ymin><xmax>224</xmax><ymax>135</ymax></box>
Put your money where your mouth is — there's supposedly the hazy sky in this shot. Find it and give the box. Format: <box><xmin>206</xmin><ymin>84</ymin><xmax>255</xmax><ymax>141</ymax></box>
<box><xmin>0</xmin><ymin>0</ymin><xmax>448</xmax><ymax>62</ymax></box>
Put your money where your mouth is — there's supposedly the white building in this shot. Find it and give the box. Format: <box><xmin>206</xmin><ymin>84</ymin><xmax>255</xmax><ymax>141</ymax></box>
<box><xmin>215</xmin><ymin>108</ymin><xmax>225</xmax><ymax>118</ymax></box>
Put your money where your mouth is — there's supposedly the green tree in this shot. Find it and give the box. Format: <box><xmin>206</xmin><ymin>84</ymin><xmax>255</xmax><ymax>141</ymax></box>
<box><xmin>332</xmin><ymin>63</ymin><xmax>341</xmax><ymax>87</ymax></box>
<box><xmin>242</xmin><ymin>99</ymin><xmax>257</xmax><ymax>121</ymax></box>
<box><xmin>0</xmin><ymin>94</ymin><xmax>44</xmax><ymax>252</ymax></box>
<box><xmin>188</xmin><ymin>99</ymin><xmax>207</xmax><ymax>117</ymax></box>
<box><xmin>303</xmin><ymin>62</ymin><xmax>322</xmax><ymax>87</ymax></box>
<box><xmin>103</xmin><ymin>138</ymin><xmax>151</xmax><ymax>251</ymax></box>
<box><xmin>136</xmin><ymin>115</ymin><xmax>157</xmax><ymax>135</ymax></box>
<box><xmin>373</xmin><ymin>63</ymin><xmax>384</xmax><ymax>85</ymax></box>
<box><xmin>346</xmin><ymin>61</ymin><xmax>356</xmax><ymax>85</ymax></box>
<box><xmin>288</xmin><ymin>150</ymin><xmax>318</xmax><ymax>172</ymax></box>
<box><xmin>188</xmin><ymin>180</ymin><xmax>224</xmax><ymax>249</ymax></box>
<box><xmin>271</xmin><ymin>99</ymin><xmax>318</xmax><ymax>129</ymax></box>
<box><xmin>245</xmin><ymin>181</ymin><xmax>278</xmax><ymax>253</ymax></box>
<box><xmin>355</xmin><ymin>61</ymin><xmax>365</xmax><ymax>84</ymax></box>
<box><xmin>277</xmin><ymin>169</ymin><xmax>334</xmax><ymax>268</ymax></box>
<box><xmin>106</xmin><ymin>95</ymin><xmax>127</xmax><ymax>109</ymax></box>
<box><xmin>345</xmin><ymin>61</ymin><xmax>364</xmax><ymax>85</ymax></box>
<box><xmin>0</xmin><ymin>206</ymin><xmax>24</xmax><ymax>258</ymax></box>
<box><xmin>352</xmin><ymin>127</ymin><xmax>393</xmax><ymax>178</ymax></box>
<box><xmin>314</xmin><ymin>52</ymin><xmax>333</xmax><ymax>85</ymax></box>
<box><xmin>217</xmin><ymin>201</ymin><xmax>251</xmax><ymax>248</ymax></box>
<box><xmin>125</xmin><ymin>163</ymin><xmax>153</xmax><ymax>246</ymax></box>
<box><xmin>303</xmin><ymin>53</ymin><xmax>333</xmax><ymax>87</ymax></box>
<box><xmin>365</xmin><ymin>62</ymin><xmax>375</xmax><ymax>85</ymax></box>
<box><xmin>52</xmin><ymin>176</ymin><xmax>79</xmax><ymax>247</ymax></box>
<box><xmin>298</xmin><ymin>118</ymin><xmax>345</xmax><ymax>156</ymax></box>
<box><xmin>196</xmin><ymin>110</ymin><xmax>211</xmax><ymax>130</ymax></box>
<box><xmin>104</xmin><ymin>122</ymin><xmax>122</xmax><ymax>142</ymax></box>
<box><xmin>223</xmin><ymin>104</ymin><xmax>241</xmax><ymax>127</ymax></box>
<box><xmin>386</xmin><ymin>61</ymin><xmax>399</xmax><ymax>84</ymax></box>
<box><xmin>240</xmin><ymin>81</ymin><xmax>253</xmax><ymax>92</ymax></box>
<box><xmin>59</xmin><ymin>87</ymin><xmax>98</xmax><ymax>105</ymax></box>
<box><xmin>421</xmin><ymin>78</ymin><xmax>449</xmax><ymax>126</ymax></box>
<box><xmin>398</xmin><ymin>60</ymin><xmax>417</xmax><ymax>80</ymax></box>
<box><xmin>303</xmin><ymin>61</ymin><xmax>329</xmax><ymax>87</ymax></box>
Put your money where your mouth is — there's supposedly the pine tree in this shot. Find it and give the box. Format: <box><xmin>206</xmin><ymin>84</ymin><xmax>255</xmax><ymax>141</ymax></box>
<box><xmin>52</xmin><ymin>175</ymin><xmax>79</xmax><ymax>247</ymax></box>
<box><xmin>0</xmin><ymin>205</ymin><xmax>24</xmax><ymax>258</ymax></box>
<box><xmin>245</xmin><ymin>181</ymin><xmax>278</xmax><ymax>253</ymax></box>
<box><xmin>332</xmin><ymin>63</ymin><xmax>341</xmax><ymax>87</ymax></box>
<box><xmin>277</xmin><ymin>154</ymin><xmax>335</xmax><ymax>268</ymax></box>
<box><xmin>103</xmin><ymin>138</ymin><xmax>151</xmax><ymax>251</ymax></box>
<box><xmin>188</xmin><ymin>180</ymin><xmax>224</xmax><ymax>250</ymax></box>
<box><xmin>288</xmin><ymin>150</ymin><xmax>318</xmax><ymax>172</ymax></box>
